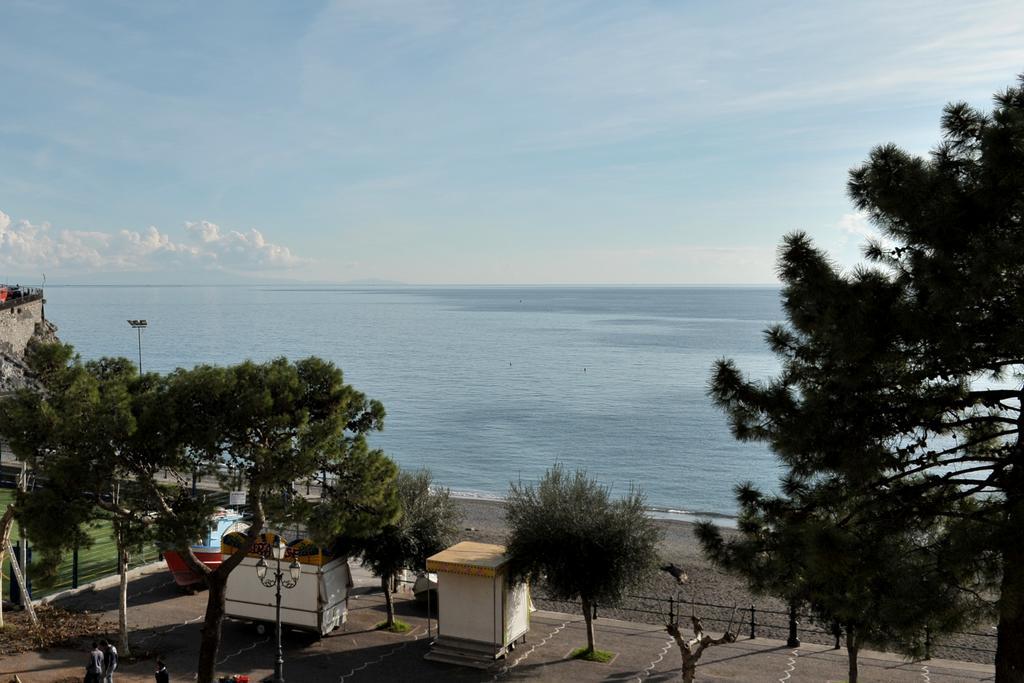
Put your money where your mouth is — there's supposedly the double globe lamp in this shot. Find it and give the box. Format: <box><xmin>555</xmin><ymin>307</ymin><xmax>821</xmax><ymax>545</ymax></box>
<box><xmin>255</xmin><ymin>537</ymin><xmax>301</xmax><ymax>683</ymax></box>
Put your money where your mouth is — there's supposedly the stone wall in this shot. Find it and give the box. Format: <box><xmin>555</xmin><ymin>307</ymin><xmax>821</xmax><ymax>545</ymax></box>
<box><xmin>0</xmin><ymin>298</ymin><xmax>44</xmax><ymax>358</ymax></box>
<box><xmin>0</xmin><ymin>296</ymin><xmax>57</xmax><ymax>394</ymax></box>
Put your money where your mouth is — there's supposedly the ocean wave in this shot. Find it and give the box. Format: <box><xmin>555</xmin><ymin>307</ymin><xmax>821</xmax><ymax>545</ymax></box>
<box><xmin>449</xmin><ymin>489</ymin><xmax>738</xmax><ymax>527</ymax></box>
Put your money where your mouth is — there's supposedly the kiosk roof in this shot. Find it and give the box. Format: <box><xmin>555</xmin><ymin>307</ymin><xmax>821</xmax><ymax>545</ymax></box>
<box><xmin>426</xmin><ymin>541</ymin><xmax>509</xmax><ymax>577</ymax></box>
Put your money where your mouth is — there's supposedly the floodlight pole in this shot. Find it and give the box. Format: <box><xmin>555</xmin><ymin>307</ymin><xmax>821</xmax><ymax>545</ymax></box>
<box><xmin>127</xmin><ymin>319</ymin><xmax>148</xmax><ymax>373</ymax></box>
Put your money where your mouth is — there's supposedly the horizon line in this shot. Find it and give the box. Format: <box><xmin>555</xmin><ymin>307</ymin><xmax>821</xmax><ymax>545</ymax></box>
<box><xmin>33</xmin><ymin>281</ymin><xmax>782</xmax><ymax>288</ymax></box>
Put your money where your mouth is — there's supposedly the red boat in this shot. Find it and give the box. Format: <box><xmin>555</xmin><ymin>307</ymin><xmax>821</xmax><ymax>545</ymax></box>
<box><xmin>163</xmin><ymin>509</ymin><xmax>247</xmax><ymax>588</ymax></box>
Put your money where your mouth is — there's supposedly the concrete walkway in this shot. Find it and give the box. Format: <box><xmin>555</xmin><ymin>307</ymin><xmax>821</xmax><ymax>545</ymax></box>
<box><xmin>0</xmin><ymin>564</ymin><xmax>996</xmax><ymax>682</ymax></box>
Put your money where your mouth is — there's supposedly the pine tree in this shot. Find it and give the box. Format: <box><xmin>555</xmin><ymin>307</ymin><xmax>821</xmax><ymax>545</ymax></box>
<box><xmin>1</xmin><ymin>348</ymin><xmax>400</xmax><ymax>683</ymax></box>
<box><xmin>697</xmin><ymin>480</ymin><xmax>993</xmax><ymax>682</ymax></box>
<box><xmin>708</xmin><ymin>76</ymin><xmax>1024</xmax><ymax>681</ymax></box>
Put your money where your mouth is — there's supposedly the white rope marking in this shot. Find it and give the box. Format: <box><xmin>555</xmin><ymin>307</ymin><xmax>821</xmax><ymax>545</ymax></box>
<box><xmin>102</xmin><ymin>578</ymin><xmax>177</xmax><ymax>611</ymax></box>
<box><xmin>217</xmin><ymin>635</ymin><xmax>270</xmax><ymax>666</ymax></box>
<box><xmin>635</xmin><ymin>637</ymin><xmax>674</xmax><ymax>682</ymax></box>
<box><xmin>135</xmin><ymin>613</ymin><xmax>203</xmax><ymax>644</ymax></box>
<box><xmin>921</xmin><ymin>664</ymin><xmax>931</xmax><ymax>682</ymax></box>
<box><xmin>778</xmin><ymin>648</ymin><xmax>798</xmax><ymax>683</ymax></box>
<box><xmin>492</xmin><ymin>619</ymin><xmax>571</xmax><ymax>680</ymax></box>
<box><xmin>130</xmin><ymin>578</ymin><xmax>176</xmax><ymax>600</ymax></box>
<box><xmin>337</xmin><ymin>627</ymin><xmax>425</xmax><ymax>682</ymax></box>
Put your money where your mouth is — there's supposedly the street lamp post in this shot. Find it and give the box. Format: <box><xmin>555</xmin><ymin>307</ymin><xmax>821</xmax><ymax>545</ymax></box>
<box><xmin>126</xmin><ymin>319</ymin><xmax>147</xmax><ymax>373</ymax></box>
<box><xmin>256</xmin><ymin>536</ymin><xmax>301</xmax><ymax>683</ymax></box>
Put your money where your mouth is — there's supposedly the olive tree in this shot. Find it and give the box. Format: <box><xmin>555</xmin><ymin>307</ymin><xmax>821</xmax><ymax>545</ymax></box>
<box><xmin>359</xmin><ymin>469</ymin><xmax>460</xmax><ymax>629</ymax></box>
<box><xmin>505</xmin><ymin>465</ymin><xmax>660</xmax><ymax>658</ymax></box>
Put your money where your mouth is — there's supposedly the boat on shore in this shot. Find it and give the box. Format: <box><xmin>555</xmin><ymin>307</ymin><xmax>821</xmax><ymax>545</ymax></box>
<box><xmin>163</xmin><ymin>508</ymin><xmax>248</xmax><ymax>589</ymax></box>
<box><xmin>413</xmin><ymin>572</ymin><xmax>438</xmax><ymax>603</ymax></box>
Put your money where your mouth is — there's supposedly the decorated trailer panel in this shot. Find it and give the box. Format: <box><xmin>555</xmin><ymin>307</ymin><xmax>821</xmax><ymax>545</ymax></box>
<box><xmin>222</xmin><ymin>531</ymin><xmax>352</xmax><ymax>636</ymax></box>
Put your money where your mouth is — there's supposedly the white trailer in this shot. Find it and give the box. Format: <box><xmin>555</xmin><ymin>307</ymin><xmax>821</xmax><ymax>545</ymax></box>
<box><xmin>222</xmin><ymin>531</ymin><xmax>352</xmax><ymax>636</ymax></box>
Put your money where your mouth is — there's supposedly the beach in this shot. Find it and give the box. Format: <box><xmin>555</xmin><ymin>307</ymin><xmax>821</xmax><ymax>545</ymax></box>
<box><xmin>452</xmin><ymin>497</ymin><xmax>996</xmax><ymax>664</ymax></box>
<box><xmin>456</xmin><ymin>498</ymin><xmax>791</xmax><ymax>631</ymax></box>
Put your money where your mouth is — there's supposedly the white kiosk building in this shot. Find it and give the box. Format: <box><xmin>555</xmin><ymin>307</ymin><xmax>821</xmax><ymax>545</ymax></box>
<box><xmin>424</xmin><ymin>541</ymin><xmax>530</xmax><ymax>668</ymax></box>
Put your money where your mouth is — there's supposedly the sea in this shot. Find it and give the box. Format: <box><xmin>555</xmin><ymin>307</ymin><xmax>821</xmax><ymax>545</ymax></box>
<box><xmin>44</xmin><ymin>285</ymin><xmax>785</xmax><ymax>523</ymax></box>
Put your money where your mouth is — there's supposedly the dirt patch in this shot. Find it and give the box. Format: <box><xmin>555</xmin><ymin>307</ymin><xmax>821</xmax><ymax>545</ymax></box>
<box><xmin>0</xmin><ymin>605</ymin><xmax>114</xmax><ymax>655</ymax></box>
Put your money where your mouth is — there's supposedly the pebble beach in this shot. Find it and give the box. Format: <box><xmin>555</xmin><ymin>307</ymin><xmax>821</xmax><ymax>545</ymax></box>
<box><xmin>452</xmin><ymin>497</ymin><xmax>997</xmax><ymax>664</ymax></box>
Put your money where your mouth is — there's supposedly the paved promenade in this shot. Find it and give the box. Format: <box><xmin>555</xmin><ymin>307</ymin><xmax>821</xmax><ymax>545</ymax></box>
<box><xmin>0</xmin><ymin>564</ymin><xmax>995</xmax><ymax>682</ymax></box>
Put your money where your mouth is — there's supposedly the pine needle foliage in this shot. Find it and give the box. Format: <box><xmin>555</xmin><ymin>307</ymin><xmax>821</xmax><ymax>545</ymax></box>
<box><xmin>705</xmin><ymin>75</ymin><xmax>1024</xmax><ymax>682</ymax></box>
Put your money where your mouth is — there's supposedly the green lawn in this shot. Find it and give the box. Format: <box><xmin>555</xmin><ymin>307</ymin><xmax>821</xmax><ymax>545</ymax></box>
<box><xmin>1</xmin><ymin>490</ymin><xmax>162</xmax><ymax>600</ymax></box>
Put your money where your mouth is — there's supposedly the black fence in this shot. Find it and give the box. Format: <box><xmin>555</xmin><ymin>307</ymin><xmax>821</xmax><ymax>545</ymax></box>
<box><xmin>532</xmin><ymin>591</ymin><xmax>998</xmax><ymax>664</ymax></box>
<box><xmin>0</xmin><ymin>285</ymin><xmax>44</xmax><ymax>309</ymax></box>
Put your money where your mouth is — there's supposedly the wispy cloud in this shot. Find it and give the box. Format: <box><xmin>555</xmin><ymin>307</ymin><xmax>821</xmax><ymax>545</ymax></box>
<box><xmin>1</xmin><ymin>1</ymin><xmax>1022</xmax><ymax>284</ymax></box>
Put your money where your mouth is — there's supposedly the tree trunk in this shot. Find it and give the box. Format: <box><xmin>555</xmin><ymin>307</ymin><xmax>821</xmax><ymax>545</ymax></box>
<box><xmin>996</xmin><ymin>504</ymin><xmax>1024</xmax><ymax>683</ymax></box>
<box><xmin>581</xmin><ymin>596</ymin><xmax>595</xmax><ymax>654</ymax></box>
<box><xmin>118</xmin><ymin>544</ymin><xmax>131</xmax><ymax>658</ymax></box>
<box><xmin>382</xmin><ymin>574</ymin><xmax>395</xmax><ymax>628</ymax></box>
<box><xmin>176</xmin><ymin>488</ymin><xmax>264</xmax><ymax>683</ymax></box>
<box><xmin>0</xmin><ymin>504</ymin><xmax>15</xmax><ymax>629</ymax></box>
<box><xmin>196</xmin><ymin>574</ymin><xmax>228</xmax><ymax>683</ymax></box>
<box><xmin>846</xmin><ymin>624</ymin><xmax>858</xmax><ymax>683</ymax></box>
<box><xmin>681</xmin><ymin>654</ymin><xmax>696</xmax><ymax>683</ymax></box>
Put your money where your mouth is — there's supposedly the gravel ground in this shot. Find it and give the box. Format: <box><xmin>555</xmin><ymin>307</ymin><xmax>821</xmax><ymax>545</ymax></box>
<box><xmin>453</xmin><ymin>497</ymin><xmax>998</xmax><ymax>665</ymax></box>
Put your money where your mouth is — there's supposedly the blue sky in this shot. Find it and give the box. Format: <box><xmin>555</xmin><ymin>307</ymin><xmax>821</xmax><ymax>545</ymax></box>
<box><xmin>1</xmin><ymin>0</ymin><xmax>1022</xmax><ymax>284</ymax></box>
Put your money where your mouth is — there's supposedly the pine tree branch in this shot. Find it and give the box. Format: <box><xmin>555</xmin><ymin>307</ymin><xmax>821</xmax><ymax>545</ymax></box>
<box><xmin>877</xmin><ymin>452</ymin><xmax>1003</xmax><ymax>488</ymax></box>
<box><xmin>930</xmin><ymin>414</ymin><xmax>1018</xmax><ymax>430</ymax></box>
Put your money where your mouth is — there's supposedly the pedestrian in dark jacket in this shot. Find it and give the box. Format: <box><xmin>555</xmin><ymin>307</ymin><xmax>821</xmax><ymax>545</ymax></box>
<box><xmin>154</xmin><ymin>659</ymin><xmax>169</xmax><ymax>683</ymax></box>
<box><xmin>100</xmin><ymin>639</ymin><xmax>118</xmax><ymax>682</ymax></box>
<box><xmin>85</xmin><ymin>641</ymin><xmax>104</xmax><ymax>683</ymax></box>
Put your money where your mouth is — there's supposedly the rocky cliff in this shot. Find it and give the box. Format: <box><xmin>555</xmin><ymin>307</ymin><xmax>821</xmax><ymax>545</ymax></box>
<box><xmin>0</xmin><ymin>294</ymin><xmax>58</xmax><ymax>394</ymax></box>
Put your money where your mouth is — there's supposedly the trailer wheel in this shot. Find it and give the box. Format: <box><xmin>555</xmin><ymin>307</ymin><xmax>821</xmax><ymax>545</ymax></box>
<box><xmin>255</xmin><ymin>622</ymin><xmax>271</xmax><ymax>636</ymax></box>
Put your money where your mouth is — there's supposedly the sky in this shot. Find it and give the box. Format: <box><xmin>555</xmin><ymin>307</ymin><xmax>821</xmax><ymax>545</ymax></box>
<box><xmin>1</xmin><ymin>0</ymin><xmax>1022</xmax><ymax>285</ymax></box>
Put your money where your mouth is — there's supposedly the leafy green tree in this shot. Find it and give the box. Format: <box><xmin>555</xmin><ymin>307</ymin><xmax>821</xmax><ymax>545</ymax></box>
<box><xmin>0</xmin><ymin>343</ymin><xmax>153</xmax><ymax>656</ymax></box>
<box><xmin>159</xmin><ymin>357</ymin><xmax>400</xmax><ymax>683</ymax></box>
<box><xmin>505</xmin><ymin>466</ymin><xmax>660</xmax><ymax>658</ymax></box>
<box><xmin>707</xmin><ymin>76</ymin><xmax>1024</xmax><ymax>681</ymax></box>
<box><xmin>360</xmin><ymin>469</ymin><xmax>461</xmax><ymax>629</ymax></box>
<box><xmin>1</xmin><ymin>348</ymin><xmax>400</xmax><ymax>683</ymax></box>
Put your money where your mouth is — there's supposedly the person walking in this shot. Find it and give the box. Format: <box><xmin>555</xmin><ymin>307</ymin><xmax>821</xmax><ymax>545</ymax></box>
<box><xmin>85</xmin><ymin>642</ymin><xmax>104</xmax><ymax>683</ymax></box>
<box><xmin>154</xmin><ymin>659</ymin><xmax>169</xmax><ymax>683</ymax></box>
<box><xmin>100</xmin><ymin>639</ymin><xmax>118</xmax><ymax>682</ymax></box>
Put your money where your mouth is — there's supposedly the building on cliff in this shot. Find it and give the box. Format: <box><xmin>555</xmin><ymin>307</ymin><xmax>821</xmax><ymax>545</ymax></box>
<box><xmin>0</xmin><ymin>284</ymin><xmax>58</xmax><ymax>395</ymax></box>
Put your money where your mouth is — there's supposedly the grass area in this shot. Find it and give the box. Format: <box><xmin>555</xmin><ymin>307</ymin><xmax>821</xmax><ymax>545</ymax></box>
<box><xmin>0</xmin><ymin>490</ymin><xmax>162</xmax><ymax>600</ymax></box>
<box><xmin>376</xmin><ymin>619</ymin><xmax>412</xmax><ymax>633</ymax></box>
<box><xmin>569</xmin><ymin>647</ymin><xmax>616</xmax><ymax>663</ymax></box>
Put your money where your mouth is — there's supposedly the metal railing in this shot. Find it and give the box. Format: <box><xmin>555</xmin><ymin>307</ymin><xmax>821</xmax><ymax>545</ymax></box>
<box><xmin>0</xmin><ymin>286</ymin><xmax>44</xmax><ymax>309</ymax></box>
<box><xmin>532</xmin><ymin>591</ymin><xmax>998</xmax><ymax>663</ymax></box>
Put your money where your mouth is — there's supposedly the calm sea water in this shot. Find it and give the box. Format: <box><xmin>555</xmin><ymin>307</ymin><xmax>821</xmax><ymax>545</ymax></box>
<box><xmin>44</xmin><ymin>286</ymin><xmax>784</xmax><ymax>518</ymax></box>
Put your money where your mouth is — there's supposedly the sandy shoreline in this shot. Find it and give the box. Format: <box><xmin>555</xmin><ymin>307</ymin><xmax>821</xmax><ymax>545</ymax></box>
<box><xmin>451</xmin><ymin>497</ymin><xmax>996</xmax><ymax>664</ymax></box>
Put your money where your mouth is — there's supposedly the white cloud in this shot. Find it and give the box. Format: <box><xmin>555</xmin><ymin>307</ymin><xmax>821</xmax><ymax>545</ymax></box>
<box><xmin>0</xmin><ymin>209</ymin><xmax>306</xmax><ymax>274</ymax></box>
<box><xmin>837</xmin><ymin>211</ymin><xmax>875</xmax><ymax>242</ymax></box>
<box><xmin>827</xmin><ymin>210</ymin><xmax>900</xmax><ymax>271</ymax></box>
<box><xmin>185</xmin><ymin>220</ymin><xmax>221</xmax><ymax>243</ymax></box>
<box><xmin>183</xmin><ymin>220</ymin><xmax>301</xmax><ymax>268</ymax></box>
